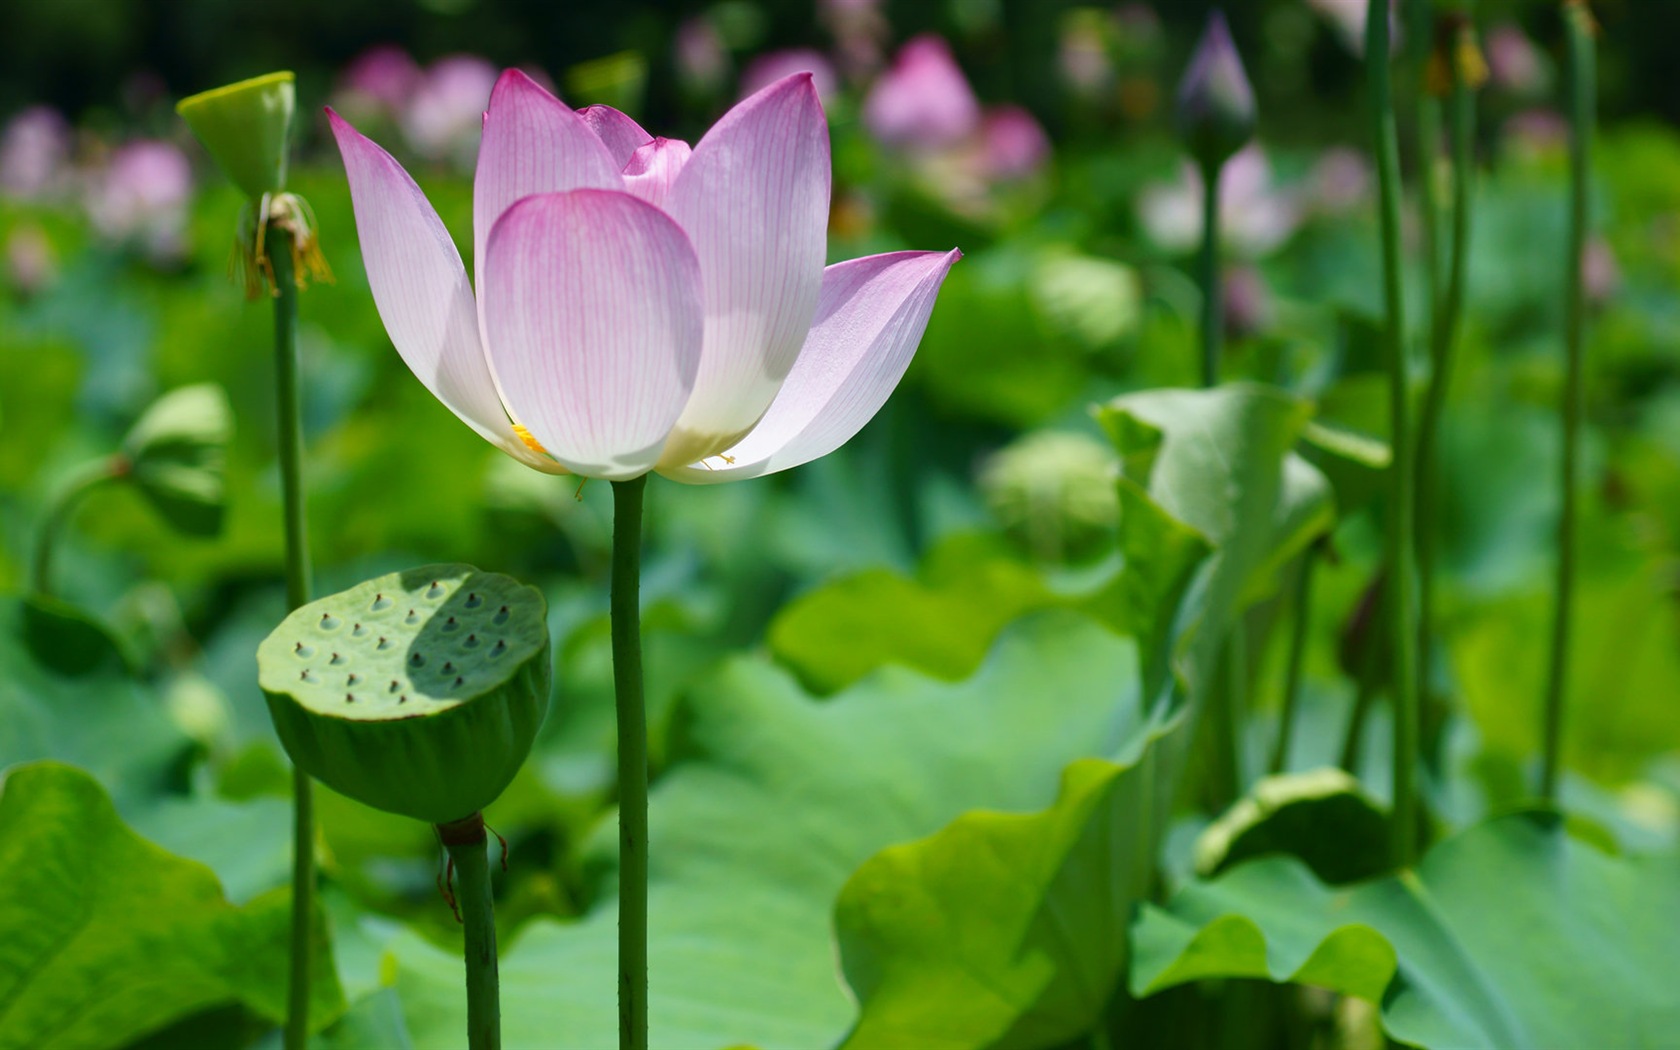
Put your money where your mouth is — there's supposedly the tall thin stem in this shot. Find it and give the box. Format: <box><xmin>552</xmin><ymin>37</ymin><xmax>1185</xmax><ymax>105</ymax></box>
<box><xmin>1269</xmin><ymin>545</ymin><xmax>1319</xmax><ymax>775</ymax></box>
<box><xmin>1410</xmin><ymin>0</ymin><xmax>1442</xmax><ymax>315</ymax></box>
<box><xmin>28</xmin><ymin>456</ymin><xmax>126</xmax><ymax>599</ymax></box>
<box><xmin>1542</xmin><ymin>2</ymin><xmax>1595</xmax><ymax>803</ymax></box>
<box><xmin>610</xmin><ymin>474</ymin><xmax>649</xmax><ymax>1050</ymax></box>
<box><xmin>268</xmin><ymin>228</ymin><xmax>317</xmax><ymax>1050</ymax></box>
<box><xmin>1198</xmin><ymin>160</ymin><xmax>1223</xmax><ymax>389</ymax></box>
<box><xmin>440</xmin><ymin>814</ymin><xmax>500</xmax><ymax>1050</ymax></box>
<box><xmin>1415</xmin><ymin>33</ymin><xmax>1477</xmax><ymax>719</ymax></box>
<box><xmin>1367</xmin><ymin>0</ymin><xmax>1420</xmax><ymax>867</ymax></box>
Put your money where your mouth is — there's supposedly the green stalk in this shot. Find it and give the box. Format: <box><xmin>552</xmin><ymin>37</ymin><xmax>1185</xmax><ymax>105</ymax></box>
<box><xmin>1366</xmin><ymin>0</ymin><xmax>1420</xmax><ymax>866</ymax></box>
<box><xmin>1541</xmin><ymin>3</ymin><xmax>1595</xmax><ymax>803</ymax></box>
<box><xmin>1198</xmin><ymin>159</ymin><xmax>1223</xmax><ymax>389</ymax></box>
<box><xmin>268</xmin><ymin>228</ymin><xmax>317</xmax><ymax>1050</ymax></box>
<box><xmin>28</xmin><ymin>456</ymin><xmax>126</xmax><ymax>598</ymax></box>
<box><xmin>1410</xmin><ymin>0</ymin><xmax>1442</xmax><ymax>315</ymax></box>
<box><xmin>1415</xmin><ymin>36</ymin><xmax>1477</xmax><ymax>718</ymax></box>
<box><xmin>610</xmin><ymin>474</ymin><xmax>650</xmax><ymax>1050</ymax></box>
<box><xmin>440</xmin><ymin>814</ymin><xmax>500</xmax><ymax>1050</ymax></box>
<box><xmin>1268</xmin><ymin>545</ymin><xmax>1319</xmax><ymax>775</ymax></box>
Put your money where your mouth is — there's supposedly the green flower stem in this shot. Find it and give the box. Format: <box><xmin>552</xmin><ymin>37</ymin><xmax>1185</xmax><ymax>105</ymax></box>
<box><xmin>440</xmin><ymin>814</ymin><xmax>500</xmax><ymax>1050</ymax></box>
<box><xmin>1197</xmin><ymin>154</ymin><xmax>1246</xmax><ymax>808</ymax></box>
<box><xmin>1268</xmin><ymin>544</ymin><xmax>1319</xmax><ymax>775</ymax></box>
<box><xmin>267</xmin><ymin>227</ymin><xmax>318</xmax><ymax>1050</ymax></box>
<box><xmin>1198</xmin><ymin>159</ymin><xmax>1223</xmax><ymax>389</ymax></box>
<box><xmin>1415</xmin><ymin>38</ymin><xmax>1477</xmax><ymax>719</ymax></box>
<box><xmin>610</xmin><ymin>474</ymin><xmax>650</xmax><ymax>1050</ymax></box>
<box><xmin>1542</xmin><ymin>3</ymin><xmax>1595</xmax><ymax>803</ymax></box>
<box><xmin>28</xmin><ymin>455</ymin><xmax>127</xmax><ymax>598</ymax></box>
<box><xmin>1367</xmin><ymin>0</ymin><xmax>1420</xmax><ymax>867</ymax></box>
<box><xmin>1410</xmin><ymin>0</ymin><xmax>1442</xmax><ymax>314</ymax></box>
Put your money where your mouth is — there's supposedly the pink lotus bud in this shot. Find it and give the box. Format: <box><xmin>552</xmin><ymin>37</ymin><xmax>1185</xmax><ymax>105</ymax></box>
<box><xmin>675</xmin><ymin>17</ymin><xmax>731</xmax><ymax>96</ymax></box>
<box><xmin>402</xmin><ymin>55</ymin><xmax>499</xmax><ymax>166</ymax></box>
<box><xmin>740</xmin><ymin>49</ymin><xmax>838</xmax><ymax>102</ymax></box>
<box><xmin>1175</xmin><ymin>10</ymin><xmax>1256</xmax><ymax>172</ymax></box>
<box><xmin>0</xmin><ymin>106</ymin><xmax>72</xmax><ymax>201</ymax></box>
<box><xmin>339</xmin><ymin>45</ymin><xmax>423</xmax><ymax>115</ymax></box>
<box><xmin>863</xmin><ymin>35</ymin><xmax>980</xmax><ymax>151</ymax></box>
<box><xmin>978</xmin><ymin>105</ymin><xmax>1050</xmax><ymax>182</ymax></box>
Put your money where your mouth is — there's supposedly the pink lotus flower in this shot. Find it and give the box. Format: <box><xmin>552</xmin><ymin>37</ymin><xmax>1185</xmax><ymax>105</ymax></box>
<box><xmin>739</xmin><ymin>49</ymin><xmax>838</xmax><ymax>103</ymax></box>
<box><xmin>330</xmin><ymin>70</ymin><xmax>958</xmax><ymax>482</ymax></box>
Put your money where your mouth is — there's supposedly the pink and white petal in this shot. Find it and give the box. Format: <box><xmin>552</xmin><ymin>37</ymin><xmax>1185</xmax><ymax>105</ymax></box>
<box><xmin>661</xmin><ymin>248</ymin><xmax>960</xmax><ymax>484</ymax></box>
<box><xmin>660</xmin><ymin>72</ymin><xmax>831</xmax><ymax>465</ymax></box>
<box><xmin>472</xmin><ymin>69</ymin><xmax>622</xmax><ymax>284</ymax></box>
<box><xmin>578</xmin><ymin>105</ymin><xmax>654</xmax><ymax>168</ymax></box>
<box><xmin>621</xmin><ymin>138</ymin><xmax>692</xmax><ymax>210</ymax></box>
<box><xmin>327</xmin><ymin>108</ymin><xmax>556</xmax><ymax>472</ymax></box>
<box><xmin>482</xmin><ymin>190</ymin><xmax>703</xmax><ymax>480</ymax></box>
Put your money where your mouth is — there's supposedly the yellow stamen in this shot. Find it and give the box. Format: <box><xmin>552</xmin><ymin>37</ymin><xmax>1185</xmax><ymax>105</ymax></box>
<box><xmin>513</xmin><ymin>423</ymin><xmax>549</xmax><ymax>455</ymax></box>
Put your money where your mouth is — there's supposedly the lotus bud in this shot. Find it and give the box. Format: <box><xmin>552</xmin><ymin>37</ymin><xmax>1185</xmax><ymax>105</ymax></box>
<box><xmin>1175</xmin><ymin>11</ymin><xmax>1256</xmax><ymax>173</ymax></box>
<box><xmin>120</xmin><ymin>383</ymin><xmax>233</xmax><ymax>537</ymax></box>
<box><xmin>176</xmin><ymin>71</ymin><xmax>294</xmax><ymax>202</ymax></box>
<box><xmin>979</xmin><ymin>430</ymin><xmax>1119</xmax><ymax>563</ymax></box>
<box><xmin>257</xmin><ymin>565</ymin><xmax>550</xmax><ymax>825</ymax></box>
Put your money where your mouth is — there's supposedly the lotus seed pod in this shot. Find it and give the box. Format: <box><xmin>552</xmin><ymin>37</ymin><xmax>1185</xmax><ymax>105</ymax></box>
<box><xmin>176</xmin><ymin>72</ymin><xmax>295</xmax><ymax>201</ymax></box>
<box><xmin>121</xmin><ymin>383</ymin><xmax>232</xmax><ymax>538</ymax></box>
<box><xmin>979</xmin><ymin>430</ymin><xmax>1119</xmax><ymax>563</ymax></box>
<box><xmin>258</xmin><ymin>564</ymin><xmax>550</xmax><ymax>824</ymax></box>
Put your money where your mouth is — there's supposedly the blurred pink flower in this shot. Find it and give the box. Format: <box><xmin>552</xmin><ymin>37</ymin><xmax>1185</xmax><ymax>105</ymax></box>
<box><xmin>675</xmin><ymin>16</ymin><xmax>731</xmax><ymax>96</ymax></box>
<box><xmin>339</xmin><ymin>44</ymin><xmax>423</xmax><ymax>115</ymax></box>
<box><xmin>329</xmin><ymin>70</ymin><xmax>958</xmax><ymax>482</ymax></box>
<box><xmin>1503</xmin><ymin>108</ymin><xmax>1568</xmax><ymax>162</ymax></box>
<box><xmin>740</xmin><ymin>49</ymin><xmax>838</xmax><ymax>102</ymax></box>
<box><xmin>1308</xmin><ymin>146</ymin><xmax>1372</xmax><ymax>214</ymax></box>
<box><xmin>1583</xmin><ymin>237</ymin><xmax>1619</xmax><ymax>306</ymax></box>
<box><xmin>5</xmin><ymin>224</ymin><xmax>57</xmax><ymax>296</ymax></box>
<box><xmin>0</xmin><ymin>106</ymin><xmax>72</xmax><ymax>201</ymax></box>
<box><xmin>1222</xmin><ymin>262</ymin><xmax>1272</xmax><ymax>337</ymax></box>
<box><xmin>1308</xmin><ymin>0</ymin><xmax>1397</xmax><ymax>56</ymax></box>
<box><xmin>401</xmin><ymin>55</ymin><xmax>500</xmax><ymax>166</ymax></box>
<box><xmin>863</xmin><ymin>35</ymin><xmax>980</xmax><ymax>151</ymax></box>
<box><xmin>1485</xmin><ymin>23</ymin><xmax>1547</xmax><ymax>97</ymax></box>
<box><xmin>977</xmin><ymin>105</ymin><xmax>1050</xmax><ymax>181</ymax></box>
<box><xmin>1058</xmin><ymin>12</ymin><xmax>1115</xmax><ymax>100</ymax></box>
<box><xmin>85</xmin><ymin>139</ymin><xmax>193</xmax><ymax>258</ymax></box>
<box><xmin>1138</xmin><ymin>144</ymin><xmax>1301</xmax><ymax>257</ymax></box>
<box><xmin>819</xmin><ymin>0</ymin><xmax>888</xmax><ymax>78</ymax></box>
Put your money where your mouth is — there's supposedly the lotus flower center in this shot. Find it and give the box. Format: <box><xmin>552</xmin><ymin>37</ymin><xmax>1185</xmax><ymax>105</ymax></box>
<box><xmin>512</xmin><ymin>423</ymin><xmax>549</xmax><ymax>455</ymax></box>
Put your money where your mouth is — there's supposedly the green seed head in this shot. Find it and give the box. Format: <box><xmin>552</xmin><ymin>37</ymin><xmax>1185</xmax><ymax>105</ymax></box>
<box><xmin>258</xmin><ymin>564</ymin><xmax>550</xmax><ymax>824</ymax></box>
<box><xmin>177</xmin><ymin>71</ymin><xmax>295</xmax><ymax>201</ymax></box>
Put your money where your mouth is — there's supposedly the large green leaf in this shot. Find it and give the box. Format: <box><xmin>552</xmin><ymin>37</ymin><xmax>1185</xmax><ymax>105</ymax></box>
<box><xmin>768</xmin><ymin>534</ymin><xmax>1056</xmax><ymax>693</ymax></box>
<box><xmin>0</xmin><ymin>595</ymin><xmax>187</xmax><ymax>803</ymax></box>
<box><xmin>389</xmin><ymin>613</ymin><xmax>1145</xmax><ymax>1049</ymax></box>
<box><xmin>0</xmin><ymin>762</ymin><xmax>344</xmax><ymax>1048</ymax></box>
<box><xmin>1095</xmin><ymin>384</ymin><xmax>1333</xmax><ymax>687</ymax></box>
<box><xmin>1131</xmin><ymin>811</ymin><xmax>1680</xmax><ymax>1049</ymax></box>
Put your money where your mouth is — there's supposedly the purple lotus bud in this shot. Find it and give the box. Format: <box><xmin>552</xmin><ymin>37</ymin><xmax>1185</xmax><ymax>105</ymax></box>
<box><xmin>339</xmin><ymin>45</ymin><xmax>423</xmax><ymax>116</ymax></box>
<box><xmin>675</xmin><ymin>16</ymin><xmax>730</xmax><ymax>96</ymax></box>
<box><xmin>978</xmin><ymin>105</ymin><xmax>1050</xmax><ymax>182</ymax></box>
<box><xmin>740</xmin><ymin>49</ymin><xmax>837</xmax><ymax>103</ymax></box>
<box><xmin>1175</xmin><ymin>10</ymin><xmax>1256</xmax><ymax>172</ymax></box>
<box><xmin>402</xmin><ymin>55</ymin><xmax>499</xmax><ymax>167</ymax></box>
<box><xmin>0</xmin><ymin>106</ymin><xmax>72</xmax><ymax>201</ymax></box>
<box><xmin>863</xmin><ymin>35</ymin><xmax>980</xmax><ymax>151</ymax></box>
